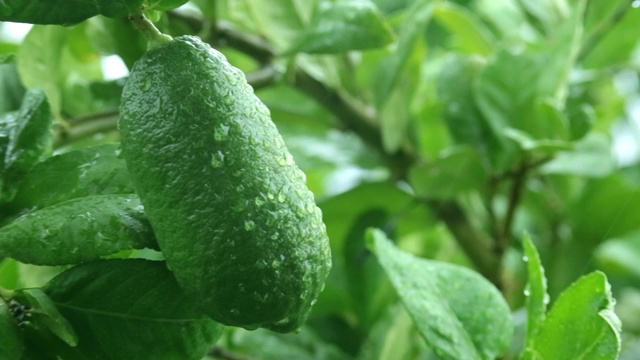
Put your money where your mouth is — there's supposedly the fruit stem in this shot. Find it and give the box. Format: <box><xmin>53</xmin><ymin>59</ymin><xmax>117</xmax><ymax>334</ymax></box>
<box><xmin>128</xmin><ymin>11</ymin><xmax>173</xmax><ymax>49</ymax></box>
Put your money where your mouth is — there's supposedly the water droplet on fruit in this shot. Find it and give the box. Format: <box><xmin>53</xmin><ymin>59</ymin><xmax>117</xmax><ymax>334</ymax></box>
<box><xmin>210</xmin><ymin>151</ymin><xmax>225</xmax><ymax>168</ymax></box>
<box><xmin>223</xmin><ymin>94</ymin><xmax>235</xmax><ymax>106</ymax></box>
<box><xmin>255</xmin><ymin>103</ymin><xmax>270</xmax><ymax>116</ymax></box>
<box><xmin>141</xmin><ymin>78</ymin><xmax>152</xmax><ymax>91</ymax></box>
<box><xmin>305</xmin><ymin>202</ymin><xmax>315</xmax><ymax>213</ymax></box>
<box><xmin>244</xmin><ymin>220</ymin><xmax>255</xmax><ymax>231</ymax></box>
<box><xmin>277</xmin><ymin>190</ymin><xmax>286</xmax><ymax>203</ymax></box>
<box><xmin>214</xmin><ymin>123</ymin><xmax>230</xmax><ymax>141</ymax></box>
<box><xmin>522</xmin><ymin>255</ymin><xmax>529</xmax><ymax>262</ymax></box>
<box><xmin>255</xmin><ymin>197</ymin><xmax>265</xmax><ymax>207</ymax></box>
<box><xmin>275</xmin><ymin>155</ymin><xmax>286</xmax><ymax>167</ymax></box>
<box><xmin>236</xmin><ymin>184</ymin><xmax>245</xmax><ymax>192</ymax></box>
<box><xmin>271</xmin><ymin>259</ymin><xmax>281</xmax><ymax>268</ymax></box>
<box><xmin>224</xmin><ymin>70</ymin><xmax>239</xmax><ymax>86</ymax></box>
<box><xmin>267</xmin><ymin>192</ymin><xmax>275</xmax><ymax>201</ymax></box>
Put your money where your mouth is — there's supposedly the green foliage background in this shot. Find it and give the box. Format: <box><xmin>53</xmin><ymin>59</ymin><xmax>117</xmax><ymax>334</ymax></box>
<box><xmin>1</xmin><ymin>0</ymin><xmax>639</xmax><ymax>359</ymax></box>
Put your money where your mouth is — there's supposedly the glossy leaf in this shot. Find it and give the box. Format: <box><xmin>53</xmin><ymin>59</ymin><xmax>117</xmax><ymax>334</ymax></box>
<box><xmin>1</xmin><ymin>89</ymin><xmax>53</xmax><ymax>202</ymax></box>
<box><xmin>409</xmin><ymin>146</ymin><xmax>486</xmax><ymax>199</ymax></box>
<box><xmin>0</xmin><ymin>298</ymin><xmax>22</xmax><ymax>360</ymax></box>
<box><xmin>287</xmin><ymin>0</ymin><xmax>394</xmax><ymax>54</ymax></box>
<box><xmin>367</xmin><ymin>229</ymin><xmax>512</xmax><ymax>360</ymax></box>
<box><xmin>44</xmin><ymin>259</ymin><xmax>224</xmax><ymax>360</ymax></box>
<box><xmin>0</xmin><ymin>0</ymin><xmax>144</xmax><ymax>25</ymax></box>
<box><xmin>521</xmin><ymin>235</ymin><xmax>548</xmax><ymax>353</ymax></box>
<box><xmin>19</xmin><ymin>288</ymin><xmax>78</xmax><ymax>346</ymax></box>
<box><xmin>526</xmin><ymin>272</ymin><xmax>621</xmax><ymax>359</ymax></box>
<box><xmin>10</xmin><ymin>143</ymin><xmax>134</xmax><ymax>212</ymax></box>
<box><xmin>0</xmin><ymin>194</ymin><xmax>156</xmax><ymax>265</ymax></box>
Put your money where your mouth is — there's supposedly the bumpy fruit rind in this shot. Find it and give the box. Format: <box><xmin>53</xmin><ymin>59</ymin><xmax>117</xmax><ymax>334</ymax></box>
<box><xmin>119</xmin><ymin>36</ymin><xmax>331</xmax><ymax>332</ymax></box>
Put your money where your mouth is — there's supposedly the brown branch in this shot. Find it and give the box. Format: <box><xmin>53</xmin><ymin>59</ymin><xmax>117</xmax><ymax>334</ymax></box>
<box><xmin>427</xmin><ymin>200</ymin><xmax>502</xmax><ymax>286</ymax></box>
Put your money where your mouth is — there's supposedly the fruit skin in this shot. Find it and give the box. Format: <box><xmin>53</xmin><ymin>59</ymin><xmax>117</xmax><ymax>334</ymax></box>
<box><xmin>118</xmin><ymin>35</ymin><xmax>331</xmax><ymax>332</ymax></box>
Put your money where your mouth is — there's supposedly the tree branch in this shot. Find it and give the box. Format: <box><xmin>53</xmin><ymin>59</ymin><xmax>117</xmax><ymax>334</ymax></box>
<box><xmin>427</xmin><ymin>200</ymin><xmax>502</xmax><ymax>286</ymax></box>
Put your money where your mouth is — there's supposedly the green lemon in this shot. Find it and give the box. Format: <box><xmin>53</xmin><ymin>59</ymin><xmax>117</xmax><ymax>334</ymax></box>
<box><xmin>118</xmin><ymin>35</ymin><xmax>331</xmax><ymax>332</ymax></box>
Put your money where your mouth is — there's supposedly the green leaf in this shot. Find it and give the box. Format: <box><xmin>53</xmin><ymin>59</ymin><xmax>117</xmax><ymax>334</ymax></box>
<box><xmin>86</xmin><ymin>16</ymin><xmax>146</xmax><ymax>69</ymax></box>
<box><xmin>583</xmin><ymin>5</ymin><xmax>640</xmax><ymax>68</ymax></box>
<box><xmin>0</xmin><ymin>0</ymin><xmax>144</xmax><ymax>25</ymax></box>
<box><xmin>409</xmin><ymin>146</ymin><xmax>487</xmax><ymax>199</ymax></box>
<box><xmin>44</xmin><ymin>259</ymin><xmax>224</xmax><ymax>360</ymax></box>
<box><xmin>473</xmin><ymin>50</ymin><xmax>542</xmax><ymax>139</ymax></box>
<box><xmin>19</xmin><ymin>288</ymin><xmax>78</xmax><ymax>346</ymax></box>
<box><xmin>17</xmin><ymin>26</ymin><xmax>67</xmax><ymax>116</ymax></box>
<box><xmin>358</xmin><ymin>304</ymin><xmax>428</xmax><ymax>360</ymax></box>
<box><xmin>0</xmin><ymin>194</ymin><xmax>157</xmax><ymax>265</ymax></box>
<box><xmin>521</xmin><ymin>235</ymin><xmax>548</xmax><ymax>353</ymax></box>
<box><xmin>1</xmin><ymin>89</ymin><xmax>53</xmax><ymax>202</ymax></box>
<box><xmin>10</xmin><ymin>143</ymin><xmax>134</xmax><ymax>212</ymax></box>
<box><xmin>502</xmin><ymin>128</ymin><xmax>572</xmax><ymax>154</ymax></box>
<box><xmin>594</xmin><ymin>230</ymin><xmax>640</xmax><ymax>281</ymax></box>
<box><xmin>226</xmin><ymin>326</ymin><xmax>351</xmax><ymax>360</ymax></box>
<box><xmin>0</xmin><ymin>63</ymin><xmax>26</xmax><ymax>114</ymax></box>
<box><xmin>286</xmin><ymin>0</ymin><xmax>395</xmax><ymax>54</ymax></box>
<box><xmin>527</xmin><ymin>272</ymin><xmax>621</xmax><ymax>359</ymax></box>
<box><xmin>145</xmin><ymin>0</ymin><xmax>188</xmax><ymax>11</ymax></box>
<box><xmin>228</xmin><ymin>0</ymin><xmax>316</xmax><ymax>51</ymax></box>
<box><xmin>366</xmin><ymin>228</ymin><xmax>512</xmax><ymax>360</ymax></box>
<box><xmin>316</xmin><ymin>183</ymin><xmax>434</xmax><ymax>316</ymax></box>
<box><xmin>374</xmin><ymin>0</ymin><xmax>434</xmax><ymax>105</ymax></box>
<box><xmin>433</xmin><ymin>3</ymin><xmax>494</xmax><ymax>56</ymax></box>
<box><xmin>436</xmin><ymin>55</ymin><xmax>507</xmax><ymax>171</ymax></box>
<box><xmin>0</xmin><ymin>298</ymin><xmax>23</xmax><ymax>360</ymax></box>
<box><xmin>540</xmin><ymin>133</ymin><xmax>615</xmax><ymax>178</ymax></box>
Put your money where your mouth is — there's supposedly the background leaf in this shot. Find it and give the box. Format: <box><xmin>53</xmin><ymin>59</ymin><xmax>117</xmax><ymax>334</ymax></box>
<box><xmin>0</xmin><ymin>194</ymin><xmax>156</xmax><ymax>265</ymax></box>
<box><xmin>0</xmin><ymin>63</ymin><xmax>26</xmax><ymax>114</ymax></box>
<box><xmin>44</xmin><ymin>259</ymin><xmax>224</xmax><ymax>360</ymax></box>
<box><xmin>367</xmin><ymin>228</ymin><xmax>512</xmax><ymax>360</ymax></box>
<box><xmin>409</xmin><ymin>146</ymin><xmax>487</xmax><ymax>200</ymax></box>
<box><xmin>1</xmin><ymin>89</ymin><xmax>53</xmax><ymax>202</ymax></box>
<box><xmin>287</xmin><ymin>0</ymin><xmax>394</xmax><ymax>54</ymax></box>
